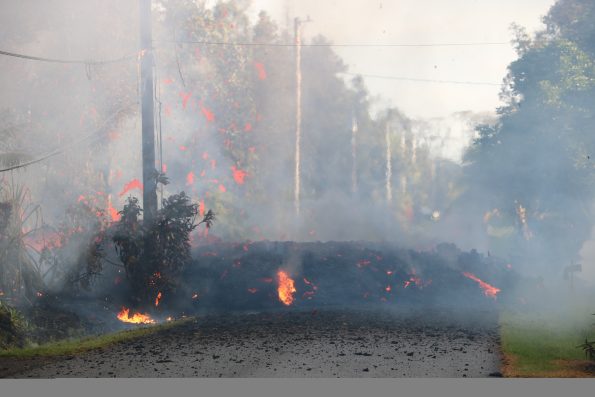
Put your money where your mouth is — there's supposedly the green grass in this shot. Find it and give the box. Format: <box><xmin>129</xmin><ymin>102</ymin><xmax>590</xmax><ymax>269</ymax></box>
<box><xmin>0</xmin><ymin>317</ymin><xmax>192</xmax><ymax>359</ymax></box>
<box><xmin>500</xmin><ymin>307</ymin><xmax>595</xmax><ymax>377</ymax></box>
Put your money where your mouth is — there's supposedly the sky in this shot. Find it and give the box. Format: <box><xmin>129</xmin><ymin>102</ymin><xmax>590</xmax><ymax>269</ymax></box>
<box><xmin>245</xmin><ymin>0</ymin><xmax>557</xmax><ymax>119</ymax></box>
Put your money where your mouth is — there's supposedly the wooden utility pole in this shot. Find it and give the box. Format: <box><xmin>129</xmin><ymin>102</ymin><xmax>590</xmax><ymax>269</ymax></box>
<box><xmin>139</xmin><ymin>0</ymin><xmax>157</xmax><ymax>224</ymax></box>
<box><xmin>294</xmin><ymin>17</ymin><xmax>302</xmax><ymax>216</ymax></box>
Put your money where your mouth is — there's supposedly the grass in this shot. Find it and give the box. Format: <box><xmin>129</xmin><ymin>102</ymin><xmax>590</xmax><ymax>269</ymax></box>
<box><xmin>500</xmin><ymin>306</ymin><xmax>595</xmax><ymax>377</ymax></box>
<box><xmin>0</xmin><ymin>317</ymin><xmax>193</xmax><ymax>359</ymax></box>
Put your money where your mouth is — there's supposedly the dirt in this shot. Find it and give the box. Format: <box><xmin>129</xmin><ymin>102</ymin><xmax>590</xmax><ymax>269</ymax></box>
<box><xmin>2</xmin><ymin>307</ymin><xmax>502</xmax><ymax>378</ymax></box>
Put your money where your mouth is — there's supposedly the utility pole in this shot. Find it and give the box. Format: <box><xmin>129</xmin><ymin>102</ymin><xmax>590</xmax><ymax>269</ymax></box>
<box><xmin>351</xmin><ymin>113</ymin><xmax>358</xmax><ymax>195</ymax></box>
<box><xmin>385</xmin><ymin>114</ymin><xmax>393</xmax><ymax>203</ymax></box>
<box><xmin>294</xmin><ymin>17</ymin><xmax>302</xmax><ymax>216</ymax></box>
<box><xmin>139</xmin><ymin>0</ymin><xmax>158</xmax><ymax>224</ymax></box>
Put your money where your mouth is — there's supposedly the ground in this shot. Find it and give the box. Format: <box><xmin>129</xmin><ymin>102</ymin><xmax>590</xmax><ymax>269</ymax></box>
<box><xmin>1</xmin><ymin>307</ymin><xmax>501</xmax><ymax>378</ymax></box>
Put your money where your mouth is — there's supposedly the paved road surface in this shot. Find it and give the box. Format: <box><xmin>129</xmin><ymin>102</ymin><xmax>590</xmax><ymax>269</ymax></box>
<box><xmin>6</xmin><ymin>308</ymin><xmax>502</xmax><ymax>378</ymax></box>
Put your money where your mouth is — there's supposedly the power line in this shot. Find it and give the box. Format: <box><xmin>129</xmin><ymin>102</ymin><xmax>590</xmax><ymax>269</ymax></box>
<box><xmin>164</xmin><ymin>39</ymin><xmax>509</xmax><ymax>48</ymax></box>
<box><xmin>340</xmin><ymin>72</ymin><xmax>502</xmax><ymax>86</ymax></box>
<box><xmin>0</xmin><ymin>105</ymin><xmax>137</xmax><ymax>173</ymax></box>
<box><xmin>0</xmin><ymin>49</ymin><xmax>141</xmax><ymax>65</ymax></box>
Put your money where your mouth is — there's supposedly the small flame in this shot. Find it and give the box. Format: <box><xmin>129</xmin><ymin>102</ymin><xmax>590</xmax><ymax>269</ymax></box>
<box><xmin>277</xmin><ymin>270</ymin><xmax>297</xmax><ymax>306</ymax></box>
<box><xmin>117</xmin><ymin>307</ymin><xmax>156</xmax><ymax>324</ymax></box>
<box><xmin>462</xmin><ymin>272</ymin><xmax>501</xmax><ymax>299</ymax></box>
<box><xmin>155</xmin><ymin>291</ymin><xmax>162</xmax><ymax>307</ymax></box>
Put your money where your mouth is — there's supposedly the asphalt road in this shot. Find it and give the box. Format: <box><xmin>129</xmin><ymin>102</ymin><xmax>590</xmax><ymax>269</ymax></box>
<box><xmin>6</xmin><ymin>307</ymin><xmax>502</xmax><ymax>378</ymax></box>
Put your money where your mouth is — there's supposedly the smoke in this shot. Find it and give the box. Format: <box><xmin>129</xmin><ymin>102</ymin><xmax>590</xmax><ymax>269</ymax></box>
<box><xmin>0</xmin><ymin>0</ymin><xmax>593</xmax><ymax>321</ymax></box>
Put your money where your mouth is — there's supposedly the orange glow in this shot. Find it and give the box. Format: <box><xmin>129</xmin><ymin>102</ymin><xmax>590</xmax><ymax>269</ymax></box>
<box><xmin>247</xmin><ymin>288</ymin><xmax>258</xmax><ymax>294</ymax></box>
<box><xmin>201</xmin><ymin>104</ymin><xmax>215</xmax><ymax>122</ymax></box>
<box><xmin>179</xmin><ymin>92</ymin><xmax>192</xmax><ymax>109</ymax></box>
<box><xmin>155</xmin><ymin>291</ymin><xmax>162</xmax><ymax>307</ymax></box>
<box><xmin>277</xmin><ymin>270</ymin><xmax>297</xmax><ymax>306</ymax></box>
<box><xmin>119</xmin><ymin>179</ymin><xmax>143</xmax><ymax>197</ymax></box>
<box><xmin>254</xmin><ymin>62</ymin><xmax>267</xmax><ymax>80</ymax></box>
<box><xmin>231</xmin><ymin>166</ymin><xmax>248</xmax><ymax>185</ymax></box>
<box><xmin>107</xmin><ymin>195</ymin><xmax>121</xmax><ymax>222</ymax></box>
<box><xmin>462</xmin><ymin>272</ymin><xmax>501</xmax><ymax>299</ymax></box>
<box><xmin>385</xmin><ymin>285</ymin><xmax>392</xmax><ymax>292</ymax></box>
<box><xmin>186</xmin><ymin>171</ymin><xmax>195</xmax><ymax>186</ymax></box>
<box><xmin>117</xmin><ymin>307</ymin><xmax>155</xmax><ymax>324</ymax></box>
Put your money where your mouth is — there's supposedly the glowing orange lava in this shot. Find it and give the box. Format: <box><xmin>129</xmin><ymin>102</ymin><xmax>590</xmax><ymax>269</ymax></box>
<box><xmin>119</xmin><ymin>179</ymin><xmax>143</xmax><ymax>197</ymax></box>
<box><xmin>277</xmin><ymin>270</ymin><xmax>296</xmax><ymax>306</ymax></box>
<box><xmin>186</xmin><ymin>171</ymin><xmax>195</xmax><ymax>186</ymax></box>
<box><xmin>116</xmin><ymin>307</ymin><xmax>155</xmax><ymax>324</ymax></box>
<box><xmin>231</xmin><ymin>166</ymin><xmax>248</xmax><ymax>185</ymax></box>
<box><xmin>462</xmin><ymin>272</ymin><xmax>501</xmax><ymax>299</ymax></box>
<box><xmin>155</xmin><ymin>291</ymin><xmax>162</xmax><ymax>307</ymax></box>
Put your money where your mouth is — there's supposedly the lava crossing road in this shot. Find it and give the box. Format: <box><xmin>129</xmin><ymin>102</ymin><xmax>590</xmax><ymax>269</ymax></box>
<box><xmin>8</xmin><ymin>308</ymin><xmax>501</xmax><ymax>378</ymax></box>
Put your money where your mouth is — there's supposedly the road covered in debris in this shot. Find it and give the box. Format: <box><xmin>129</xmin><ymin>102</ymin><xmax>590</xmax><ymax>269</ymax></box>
<box><xmin>7</xmin><ymin>307</ymin><xmax>501</xmax><ymax>378</ymax></box>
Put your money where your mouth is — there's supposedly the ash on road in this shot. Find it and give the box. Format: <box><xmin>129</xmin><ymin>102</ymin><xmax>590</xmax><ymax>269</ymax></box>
<box><xmin>7</xmin><ymin>308</ymin><xmax>501</xmax><ymax>378</ymax></box>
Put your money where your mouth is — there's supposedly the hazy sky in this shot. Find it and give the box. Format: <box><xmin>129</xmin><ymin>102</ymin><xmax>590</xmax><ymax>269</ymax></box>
<box><xmin>245</xmin><ymin>0</ymin><xmax>556</xmax><ymax>119</ymax></box>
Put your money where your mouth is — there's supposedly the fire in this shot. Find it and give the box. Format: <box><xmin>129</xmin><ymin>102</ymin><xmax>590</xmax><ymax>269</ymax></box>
<box><xmin>231</xmin><ymin>166</ymin><xmax>248</xmax><ymax>185</ymax></box>
<box><xmin>254</xmin><ymin>62</ymin><xmax>267</xmax><ymax>80</ymax></box>
<box><xmin>155</xmin><ymin>291</ymin><xmax>162</xmax><ymax>307</ymax></box>
<box><xmin>116</xmin><ymin>307</ymin><xmax>156</xmax><ymax>324</ymax></box>
<box><xmin>277</xmin><ymin>270</ymin><xmax>297</xmax><ymax>306</ymax></box>
<box><xmin>186</xmin><ymin>171</ymin><xmax>195</xmax><ymax>186</ymax></box>
<box><xmin>107</xmin><ymin>195</ymin><xmax>121</xmax><ymax>222</ymax></box>
<box><xmin>200</xmin><ymin>103</ymin><xmax>215</xmax><ymax>122</ymax></box>
<box><xmin>119</xmin><ymin>179</ymin><xmax>143</xmax><ymax>197</ymax></box>
<box><xmin>462</xmin><ymin>272</ymin><xmax>501</xmax><ymax>299</ymax></box>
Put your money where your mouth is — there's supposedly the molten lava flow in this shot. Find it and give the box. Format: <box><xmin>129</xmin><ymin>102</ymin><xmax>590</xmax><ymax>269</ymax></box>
<box><xmin>155</xmin><ymin>291</ymin><xmax>162</xmax><ymax>307</ymax></box>
<box><xmin>119</xmin><ymin>179</ymin><xmax>143</xmax><ymax>197</ymax></box>
<box><xmin>462</xmin><ymin>272</ymin><xmax>501</xmax><ymax>299</ymax></box>
<box><xmin>277</xmin><ymin>270</ymin><xmax>296</xmax><ymax>306</ymax></box>
<box><xmin>117</xmin><ymin>307</ymin><xmax>156</xmax><ymax>324</ymax></box>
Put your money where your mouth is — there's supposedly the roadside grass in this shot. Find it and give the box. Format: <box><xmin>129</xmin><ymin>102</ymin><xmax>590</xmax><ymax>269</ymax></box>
<box><xmin>500</xmin><ymin>306</ymin><xmax>595</xmax><ymax>377</ymax></box>
<box><xmin>0</xmin><ymin>317</ymin><xmax>192</xmax><ymax>359</ymax></box>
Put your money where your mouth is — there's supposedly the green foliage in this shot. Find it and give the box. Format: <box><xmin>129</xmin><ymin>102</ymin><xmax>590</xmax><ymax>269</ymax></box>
<box><xmin>461</xmin><ymin>0</ymin><xmax>595</xmax><ymax>272</ymax></box>
<box><xmin>113</xmin><ymin>193</ymin><xmax>214</xmax><ymax>307</ymax></box>
<box><xmin>0</xmin><ymin>301</ymin><xmax>30</xmax><ymax>350</ymax></box>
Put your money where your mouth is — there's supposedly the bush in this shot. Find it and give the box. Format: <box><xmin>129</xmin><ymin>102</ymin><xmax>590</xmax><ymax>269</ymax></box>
<box><xmin>0</xmin><ymin>301</ymin><xmax>30</xmax><ymax>350</ymax></box>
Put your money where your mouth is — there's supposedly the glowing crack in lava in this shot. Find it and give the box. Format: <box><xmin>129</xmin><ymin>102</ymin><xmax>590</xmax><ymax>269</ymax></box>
<box><xmin>462</xmin><ymin>272</ymin><xmax>501</xmax><ymax>299</ymax></box>
<box><xmin>117</xmin><ymin>307</ymin><xmax>156</xmax><ymax>324</ymax></box>
<box><xmin>277</xmin><ymin>270</ymin><xmax>296</xmax><ymax>306</ymax></box>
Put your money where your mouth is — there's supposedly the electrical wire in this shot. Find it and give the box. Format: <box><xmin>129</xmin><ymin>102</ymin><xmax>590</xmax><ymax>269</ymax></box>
<box><xmin>0</xmin><ymin>104</ymin><xmax>137</xmax><ymax>173</ymax></box>
<box><xmin>161</xmin><ymin>39</ymin><xmax>510</xmax><ymax>48</ymax></box>
<box><xmin>340</xmin><ymin>72</ymin><xmax>502</xmax><ymax>86</ymax></box>
<box><xmin>0</xmin><ymin>49</ymin><xmax>142</xmax><ymax>65</ymax></box>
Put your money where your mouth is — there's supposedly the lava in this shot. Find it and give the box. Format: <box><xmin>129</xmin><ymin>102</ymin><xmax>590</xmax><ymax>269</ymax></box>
<box><xmin>116</xmin><ymin>307</ymin><xmax>156</xmax><ymax>324</ymax></box>
<box><xmin>119</xmin><ymin>179</ymin><xmax>143</xmax><ymax>197</ymax></box>
<box><xmin>231</xmin><ymin>166</ymin><xmax>248</xmax><ymax>185</ymax></box>
<box><xmin>186</xmin><ymin>171</ymin><xmax>195</xmax><ymax>186</ymax></box>
<box><xmin>462</xmin><ymin>272</ymin><xmax>501</xmax><ymax>299</ymax></box>
<box><xmin>277</xmin><ymin>270</ymin><xmax>297</xmax><ymax>306</ymax></box>
<box><xmin>254</xmin><ymin>62</ymin><xmax>267</xmax><ymax>80</ymax></box>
